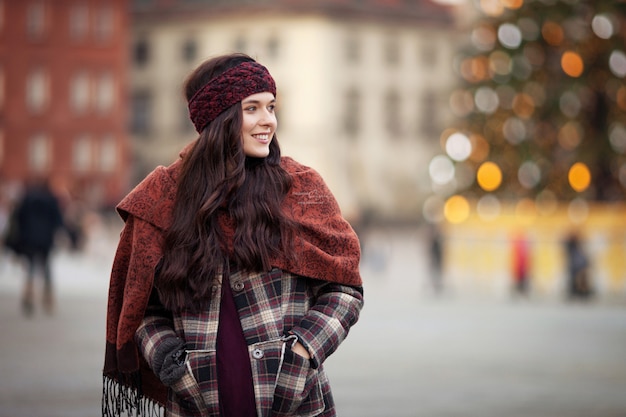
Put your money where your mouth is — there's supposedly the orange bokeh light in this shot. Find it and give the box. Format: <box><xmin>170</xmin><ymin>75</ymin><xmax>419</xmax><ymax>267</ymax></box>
<box><xmin>561</xmin><ymin>51</ymin><xmax>584</xmax><ymax>77</ymax></box>
<box><xmin>568</xmin><ymin>162</ymin><xmax>591</xmax><ymax>192</ymax></box>
<box><xmin>444</xmin><ymin>195</ymin><xmax>471</xmax><ymax>224</ymax></box>
<box><xmin>512</xmin><ymin>93</ymin><xmax>535</xmax><ymax>119</ymax></box>
<box><xmin>477</xmin><ymin>161</ymin><xmax>502</xmax><ymax>191</ymax></box>
<box><xmin>542</xmin><ymin>21</ymin><xmax>564</xmax><ymax>46</ymax></box>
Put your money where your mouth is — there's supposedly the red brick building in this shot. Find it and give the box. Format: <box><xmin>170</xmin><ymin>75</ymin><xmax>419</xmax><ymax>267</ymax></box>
<box><xmin>0</xmin><ymin>0</ymin><xmax>130</xmax><ymax>209</ymax></box>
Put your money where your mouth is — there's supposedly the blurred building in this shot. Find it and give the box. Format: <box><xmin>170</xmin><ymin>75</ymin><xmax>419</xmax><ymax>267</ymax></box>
<box><xmin>0</xmin><ymin>0</ymin><xmax>131</xmax><ymax>208</ymax></box>
<box><xmin>129</xmin><ymin>0</ymin><xmax>459</xmax><ymax>222</ymax></box>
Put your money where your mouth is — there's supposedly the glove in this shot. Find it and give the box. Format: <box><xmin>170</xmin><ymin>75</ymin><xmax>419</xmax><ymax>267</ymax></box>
<box><xmin>152</xmin><ymin>337</ymin><xmax>187</xmax><ymax>386</ymax></box>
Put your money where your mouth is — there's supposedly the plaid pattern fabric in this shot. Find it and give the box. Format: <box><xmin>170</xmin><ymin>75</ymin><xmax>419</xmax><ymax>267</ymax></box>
<box><xmin>135</xmin><ymin>268</ymin><xmax>363</xmax><ymax>417</ymax></box>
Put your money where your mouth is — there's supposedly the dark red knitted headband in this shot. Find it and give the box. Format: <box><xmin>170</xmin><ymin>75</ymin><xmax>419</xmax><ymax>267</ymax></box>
<box><xmin>187</xmin><ymin>61</ymin><xmax>277</xmax><ymax>133</ymax></box>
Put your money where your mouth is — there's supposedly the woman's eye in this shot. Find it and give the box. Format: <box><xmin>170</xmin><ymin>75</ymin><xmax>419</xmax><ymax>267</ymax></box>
<box><xmin>245</xmin><ymin>106</ymin><xmax>256</xmax><ymax>111</ymax></box>
<box><xmin>268</xmin><ymin>105</ymin><xmax>276</xmax><ymax>112</ymax></box>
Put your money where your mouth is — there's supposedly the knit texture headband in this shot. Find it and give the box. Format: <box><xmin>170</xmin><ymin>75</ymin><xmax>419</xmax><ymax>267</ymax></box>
<box><xmin>188</xmin><ymin>61</ymin><xmax>277</xmax><ymax>133</ymax></box>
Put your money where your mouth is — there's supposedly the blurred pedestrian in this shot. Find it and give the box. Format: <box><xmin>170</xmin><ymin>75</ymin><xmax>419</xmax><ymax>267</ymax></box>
<box><xmin>564</xmin><ymin>232</ymin><xmax>592</xmax><ymax>300</ymax></box>
<box><xmin>8</xmin><ymin>177</ymin><xmax>64</xmax><ymax>316</ymax></box>
<box><xmin>427</xmin><ymin>224</ymin><xmax>444</xmax><ymax>294</ymax></box>
<box><xmin>102</xmin><ymin>53</ymin><xmax>364</xmax><ymax>417</ymax></box>
<box><xmin>511</xmin><ymin>231</ymin><xmax>531</xmax><ymax>298</ymax></box>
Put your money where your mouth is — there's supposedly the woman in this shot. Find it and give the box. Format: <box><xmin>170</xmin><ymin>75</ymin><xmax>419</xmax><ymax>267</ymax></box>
<box><xmin>102</xmin><ymin>53</ymin><xmax>364</xmax><ymax>417</ymax></box>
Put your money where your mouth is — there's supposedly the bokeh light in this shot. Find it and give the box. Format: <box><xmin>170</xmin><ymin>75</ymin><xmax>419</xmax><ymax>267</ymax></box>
<box><xmin>559</xmin><ymin>91</ymin><xmax>581</xmax><ymax>118</ymax></box>
<box><xmin>472</xmin><ymin>24</ymin><xmax>497</xmax><ymax>51</ymax></box>
<box><xmin>561</xmin><ymin>51</ymin><xmax>584</xmax><ymax>77</ymax></box>
<box><xmin>475</xmin><ymin>86</ymin><xmax>499</xmax><ymax>113</ymax></box>
<box><xmin>446</xmin><ymin>132</ymin><xmax>472</xmax><ymax>161</ymax></box>
<box><xmin>542</xmin><ymin>21</ymin><xmax>564</xmax><ymax>46</ymax></box>
<box><xmin>503</xmin><ymin>117</ymin><xmax>527</xmax><ymax>144</ymax></box>
<box><xmin>609</xmin><ymin>123</ymin><xmax>626</xmax><ymax>153</ymax></box>
<box><xmin>512</xmin><ymin>92</ymin><xmax>535</xmax><ymax>118</ymax></box>
<box><xmin>518</xmin><ymin>160</ymin><xmax>541</xmax><ymax>189</ymax></box>
<box><xmin>558</xmin><ymin>121</ymin><xmax>583</xmax><ymax>150</ymax></box>
<box><xmin>535</xmin><ymin>189</ymin><xmax>558</xmax><ymax>215</ymax></box>
<box><xmin>498</xmin><ymin>23</ymin><xmax>523</xmax><ymax>49</ymax></box>
<box><xmin>477</xmin><ymin>161</ymin><xmax>502</xmax><ymax>191</ymax></box>
<box><xmin>609</xmin><ymin>50</ymin><xmax>626</xmax><ymax>78</ymax></box>
<box><xmin>449</xmin><ymin>89</ymin><xmax>475</xmax><ymax>117</ymax></box>
<box><xmin>429</xmin><ymin>155</ymin><xmax>455</xmax><ymax>185</ymax></box>
<box><xmin>489</xmin><ymin>50</ymin><xmax>512</xmax><ymax>77</ymax></box>
<box><xmin>476</xmin><ymin>194</ymin><xmax>501</xmax><ymax>221</ymax></box>
<box><xmin>469</xmin><ymin>134</ymin><xmax>490</xmax><ymax>162</ymax></box>
<box><xmin>422</xmin><ymin>195</ymin><xmax>445</xmax><ymax>223</ymax></box>
<box><xmin>568</xmin><ymin>162</ymin><xmax>591</xmax><ymax>192</ymax></box>
<box><xmin>592</xmin><ymin>14</ymin><xmax>615</xmax><ymax>39</ymax></box>
<box><xmin>444</xmin><ymin>195</ymin><xmax>470</xmax><ymax>224</ymax></box>
<box><xmin>568</xmin><ymin>197</ymin><xmax>589</xmax><ymax>224</ymax></box>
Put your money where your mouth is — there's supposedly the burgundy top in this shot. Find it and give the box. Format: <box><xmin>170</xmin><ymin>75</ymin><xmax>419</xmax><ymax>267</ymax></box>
<box><xmin>216</xmin><ymin>272</ymin><xmax>257</xmax><ymax>416</ymax></box>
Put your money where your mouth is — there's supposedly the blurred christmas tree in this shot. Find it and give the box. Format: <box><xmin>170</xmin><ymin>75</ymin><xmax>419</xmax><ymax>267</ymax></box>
<box><xmin>439</xmin><ymin>0</ymin><xmax>626</xmax><ymax>210</ymax></box>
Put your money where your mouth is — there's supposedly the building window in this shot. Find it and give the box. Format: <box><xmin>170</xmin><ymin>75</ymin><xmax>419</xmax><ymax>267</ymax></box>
<box><xmin>96</xmin><ymin>72</ymin><xmax>115</xmax><ymax>114</ymax></box>
<box><xmin>266</xmin><ymin>34</ymin><xmax>279</xmax><ymax>59</ymax></box>
<box><xmin>420</xmin><ymin>42</ymin><xmax>437</xmax><ymax>68</ymax></box>
<box><xmin>73</xmin><ymin>134</ymin><xmax>92</xmax><ymax>172</ymax></box>
<box><xmin>420</xmin><ymin>91</ymin><xmax>438</xmax><ymax>137</ymax></box>
<box><xmin>134</xmin><ymin>37</ymin><xmax>150</xmax><ymax>67</ymax></box>
<box><xmin>385</xmin><ymin>89</ymin><xmax>402</xmax><ymax>137</ymax></box>
<box><xmin>29</xmin><ymin>132</ymin><xmax>50</xmax><ymax>172</ymax></box>
<box><xmin>26</xmin><ymin>68</ymin><xmax>49</xmax><ymax>113</ymax></box>
<box><xmin>70</xmin><ymin>71</ymin><xmax>90</xmax><ymax>114</ymax></box>
<box><xmin>344</xmin><ymin>88</ymin><xmax>361</xmax><ymax>137</ymax></box>
<box><xmin>26</xmin><ymin>1</ymin><xmax>46</xmax><ymax>40</ymax></box>
<box><xmin>131</xmin><ymin>90</ymin><xmax>152</xmax><ymax>134</ymax></box>
<box><xmin>99</xmin><ymin>134</ymin><xmax>117</xmax><ymax>172</ymax></box>
<box><xmin>94</xmin><ymin>5</ymin><xmax>114</xmax><ymax>43</ymax></box>
<box><xmin>345</xmin><ymin>30</ymin><xmax>361</xmax><ymax>63</ymax></box>
<box><xmin>384</xmin><ymin>34</ymin><xmax>400</xmax><ymax>66</ymax></box>
<box><xmin>234</xmin><ymin>35</ymin><xmax>247</xmax><ymax>53</ymax></box>
<box><xmin>182</xmin><ymin>38</ymin><xmax>197</xmax><ymax>63</ymax></box>
<box><xmin>69</xmin><ymin>3</ymin><xmax>89</xmax><ymax>41</ymax></box>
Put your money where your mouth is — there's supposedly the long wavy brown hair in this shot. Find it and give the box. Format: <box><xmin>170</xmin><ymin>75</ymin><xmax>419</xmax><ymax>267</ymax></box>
<box><xmin>156</xmin><ymin>53</ymin><xmax>297</xmax><ymax>311</ymax></box>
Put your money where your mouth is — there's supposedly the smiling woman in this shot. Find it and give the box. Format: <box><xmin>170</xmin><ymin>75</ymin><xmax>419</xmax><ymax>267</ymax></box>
<box><xmin>102</xmin><ymin>53</ymin><xmax>364</xmax><ymax>417</ymax></box>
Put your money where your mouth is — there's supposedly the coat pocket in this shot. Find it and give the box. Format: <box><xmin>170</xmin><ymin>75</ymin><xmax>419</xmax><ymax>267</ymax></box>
<box><xmin>271</xmin><ymin>343</ymin><xmax>325</xmax><ymax>417</ymax></box>
<box><xmin>168</xmin><ymin>362</ymin><xmax>209</xmax><ymax>417</ymax></box>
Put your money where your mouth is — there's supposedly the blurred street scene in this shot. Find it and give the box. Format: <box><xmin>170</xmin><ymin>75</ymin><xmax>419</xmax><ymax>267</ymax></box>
<box><xmin>1</xmin><ymin>1</ymin><xmax>626</xmax><ymax>416</ymax></box>
<box><xmin>1</xmin><ymin>223</ymin><xmax>625</xmax><ymax>417</ymax></box>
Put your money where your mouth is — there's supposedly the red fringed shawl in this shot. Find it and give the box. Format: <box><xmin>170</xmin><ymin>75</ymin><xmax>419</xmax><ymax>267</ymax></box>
<box><xmin>102</xmin><ymin>150</ymin><xmax>362</xmax><ymax>413</ymax></box>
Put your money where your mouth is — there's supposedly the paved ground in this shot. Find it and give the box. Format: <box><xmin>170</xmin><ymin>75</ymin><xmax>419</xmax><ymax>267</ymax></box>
<box><xmin>0</xmin><ymin>226</ymin><xmax>625</xmax><ymax>417</ymax></box>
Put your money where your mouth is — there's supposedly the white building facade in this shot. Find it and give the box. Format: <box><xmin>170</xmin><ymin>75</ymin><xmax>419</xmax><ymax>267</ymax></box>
<box><xmin>129</xmin><ymin>1</ymin><xmax>460</xmax><ymax>223</ymax></box>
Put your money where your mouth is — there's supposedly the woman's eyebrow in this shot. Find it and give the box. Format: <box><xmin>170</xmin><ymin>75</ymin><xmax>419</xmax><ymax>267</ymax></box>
<box><xmin>242</xmin><ymin>98</ymin><xmax>276</xmax><ymax>105</ymax></box>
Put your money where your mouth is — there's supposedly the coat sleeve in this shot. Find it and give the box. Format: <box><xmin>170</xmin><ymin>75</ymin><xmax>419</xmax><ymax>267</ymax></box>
<box><xmin>134</xmin><ymin>286</ymin><xmax>180</xmax><ymax>373</ymax></box>
<box><xmin>289</xmin><ymin>281</ymin><xmax>364</xmax><ymax>369</ymax></box>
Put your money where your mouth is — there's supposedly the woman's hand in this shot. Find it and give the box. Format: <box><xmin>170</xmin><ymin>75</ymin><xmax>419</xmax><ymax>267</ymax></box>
<box><xmin>291</xmin><ymin>341</ymin><xmax>311</xmax><ymax>360</ymax></box>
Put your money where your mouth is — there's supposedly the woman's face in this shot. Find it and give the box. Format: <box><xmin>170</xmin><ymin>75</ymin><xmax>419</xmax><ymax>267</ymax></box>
<box><xmin>240</xmin><ymin>92</ymin><xmax>277</xmax><ymax>158</ymax></box>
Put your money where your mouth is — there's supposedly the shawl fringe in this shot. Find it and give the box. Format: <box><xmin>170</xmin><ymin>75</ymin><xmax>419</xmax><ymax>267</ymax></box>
<box><xmin>102</xmin><ymin>374</ymin><xmax>164</xmax><ymax>417</ymax></box>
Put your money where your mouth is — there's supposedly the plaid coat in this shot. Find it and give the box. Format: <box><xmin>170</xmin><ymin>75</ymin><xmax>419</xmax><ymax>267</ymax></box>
<box><xmin>103</xmin><ymin>153</ymin><xmax>364</xmax><ymax>417</ymax></box>
<box><xmin>136</xmin><ymin>268</ymin><xmax>364</xmax><ymax>417</ymax></box>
